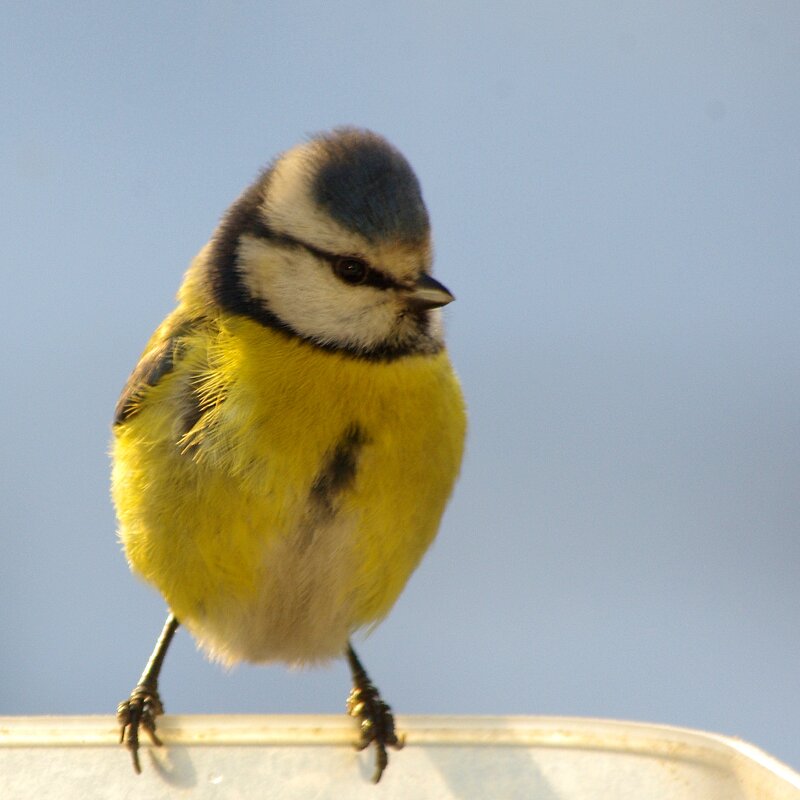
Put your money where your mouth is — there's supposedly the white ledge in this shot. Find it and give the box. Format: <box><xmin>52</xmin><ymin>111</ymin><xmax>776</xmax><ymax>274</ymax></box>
<box><xmin>1</xmin><ymin>715</ymin><xmax>798</xmax><ymax>799</ymax></box>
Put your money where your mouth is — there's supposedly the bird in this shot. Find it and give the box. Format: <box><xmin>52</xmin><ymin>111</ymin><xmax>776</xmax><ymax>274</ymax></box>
<box><xmin>111</xmin><ymin>127</ymin><xmax>466</xmax><ymax>783</ymax></box>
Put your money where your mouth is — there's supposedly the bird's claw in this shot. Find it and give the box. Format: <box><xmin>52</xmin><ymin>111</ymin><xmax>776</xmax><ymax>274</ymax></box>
<box><xmin>347</xmin><ymin>684</ymin><xmax>404</xmax><ymax>783</ymax></box>
<box><xmin>117</xmin><ymin>681</ymin><xmax>165</xmax><ymax>773</ymax></box>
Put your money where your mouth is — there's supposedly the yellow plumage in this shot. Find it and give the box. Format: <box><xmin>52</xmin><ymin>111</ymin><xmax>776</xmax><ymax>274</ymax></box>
<box><xmin>113</xmin><ymin>299</ymin><xmax>465</xmax><ymax>663</ymax></box>
<box><xmin>112</xmin><ymin>128</ymin><xmax>465</xmax><ymax>781</ymax></box>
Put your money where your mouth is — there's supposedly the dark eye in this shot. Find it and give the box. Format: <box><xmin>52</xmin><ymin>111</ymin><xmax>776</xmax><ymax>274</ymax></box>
<box><xmin>333</xmin><ymin>256</ymin><xmax>368</xmax><ymax>285</ymax></box>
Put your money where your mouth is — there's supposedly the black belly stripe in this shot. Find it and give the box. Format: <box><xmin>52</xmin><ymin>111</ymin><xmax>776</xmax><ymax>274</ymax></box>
<box><xmin>309</xmin><ymin>424</ymin><xmax>368</xmax><ymax>520</ymax></box>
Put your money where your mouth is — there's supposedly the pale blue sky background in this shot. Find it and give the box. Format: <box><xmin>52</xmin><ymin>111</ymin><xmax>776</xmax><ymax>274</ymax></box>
<box><xmin>2</xmin><ymin>0</ymin><xmax>799</xmax><ymax>773</ymax></box>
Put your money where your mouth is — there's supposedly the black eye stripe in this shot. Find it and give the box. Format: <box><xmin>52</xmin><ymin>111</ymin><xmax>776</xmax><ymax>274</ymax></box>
<box><xmin>246</xmin><ymin>221</ymin><xmax>399</xmax><ymax>290</ymax></box>
<box><xmin>328</xmin><ymin>255</ymin><xmax>395</xmax><ymax>290</ymax></box>
<box><xmin>292</xmin><ymin>240</ymin><xmax>396</xmax><ymax>290</ymax></box>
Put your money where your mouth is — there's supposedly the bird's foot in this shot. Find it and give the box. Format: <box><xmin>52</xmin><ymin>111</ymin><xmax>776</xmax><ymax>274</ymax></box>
<box><xmin>347</xmin><ymin>680</ymin><xmax>404</xmax><ymax>783</ymax></box>
<box><xmin>117</xmin><ymin>680</ymin><xmax>165</xmax><ymax>773</ymax></box>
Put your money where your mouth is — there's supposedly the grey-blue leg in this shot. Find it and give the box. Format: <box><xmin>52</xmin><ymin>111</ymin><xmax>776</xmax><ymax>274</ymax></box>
<box><xmin>345</xmin><ymin>642</ymin><xmax>404</xmax><ymax>783</ymax></box>
<box><xmin>117</xmin><ymin>612</ymin><xmax>180</xmax><ymax>773</ymax></box>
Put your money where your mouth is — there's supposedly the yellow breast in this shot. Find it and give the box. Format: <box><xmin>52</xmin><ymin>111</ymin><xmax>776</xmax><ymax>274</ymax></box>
<box><xmin>112</xmin><ymin>315</ymin><xmax>466</xmax><ymax>664</ymax></box>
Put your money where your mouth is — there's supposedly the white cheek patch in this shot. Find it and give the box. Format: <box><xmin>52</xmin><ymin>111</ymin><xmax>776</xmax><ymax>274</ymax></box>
<box><xmin>238</xmin><ymin>236</ymin><xmax>401</xmax><ymax>351</ymax></box>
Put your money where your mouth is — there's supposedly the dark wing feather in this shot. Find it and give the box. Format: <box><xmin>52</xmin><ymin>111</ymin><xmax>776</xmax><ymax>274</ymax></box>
<box><xmin>113</xmin><ymin>315</ymin><xmax>201</xmax><ymax>425</ymax></box>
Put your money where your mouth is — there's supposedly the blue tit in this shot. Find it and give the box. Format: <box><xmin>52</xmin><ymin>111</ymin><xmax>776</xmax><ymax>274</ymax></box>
<box><xmin>112</xmin><ymin>128</ymin><xmax>466</xmax><ymax>782</ymax></box>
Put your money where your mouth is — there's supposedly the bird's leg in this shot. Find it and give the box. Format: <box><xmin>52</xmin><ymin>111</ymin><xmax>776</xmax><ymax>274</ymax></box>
<box><xmin>345</xmin><ymin>642</ymin><xmax>404</xmax><ymax>783</ymax></box>
<box><xmin>117</xmin><ymin>612</ymin><xmax>180</xmax><ymax>773</ymax></box>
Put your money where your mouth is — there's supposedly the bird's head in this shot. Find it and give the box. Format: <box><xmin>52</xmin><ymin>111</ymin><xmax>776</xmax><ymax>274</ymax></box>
<box><xmin>206</xmin><ymin>128</ymin><xmax>453</xmax><ymax>359</ymax></box>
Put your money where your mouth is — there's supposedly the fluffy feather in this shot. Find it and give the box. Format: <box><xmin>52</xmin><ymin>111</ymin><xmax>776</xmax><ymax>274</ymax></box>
<box><xmin>112</xmin><ymin>129</ymin><xmax>466</xmax><ymax>669</ymax></box>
